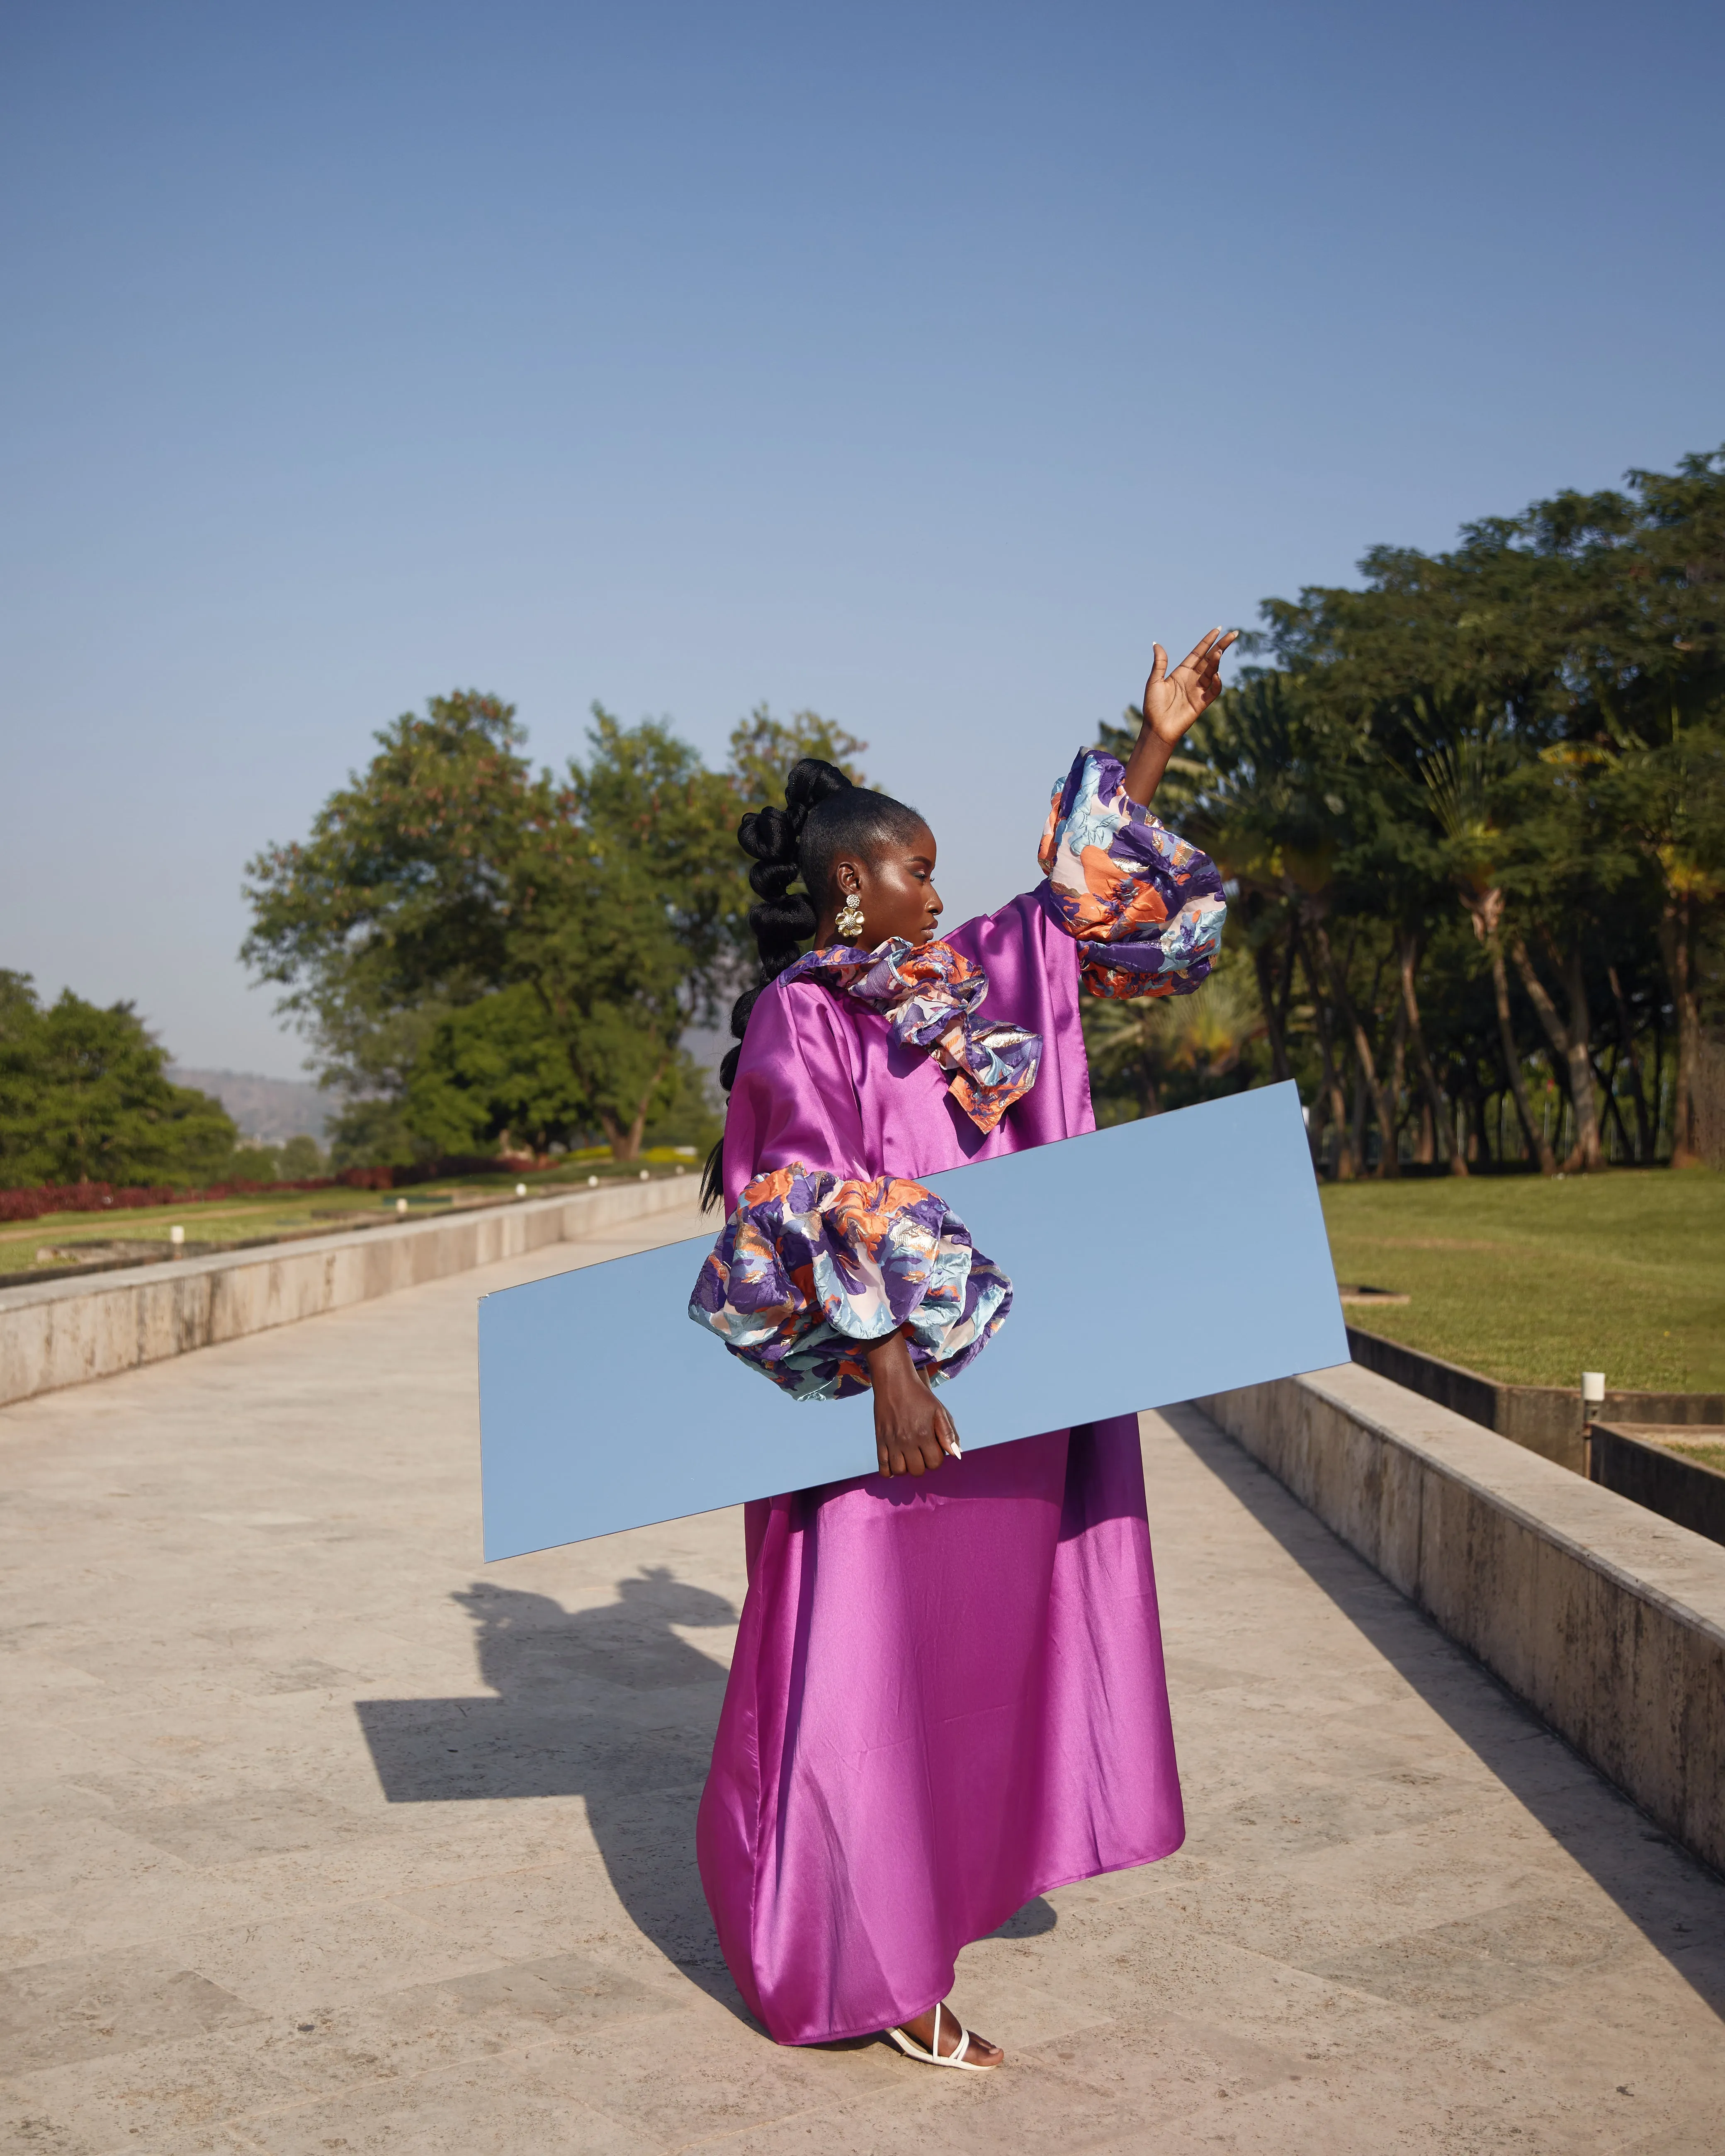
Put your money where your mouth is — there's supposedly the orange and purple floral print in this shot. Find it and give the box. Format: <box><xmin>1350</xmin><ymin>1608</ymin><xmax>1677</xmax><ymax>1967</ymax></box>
<box><xmin>1039</xmin><ymin>749</ymin><xmax>1227</xmax><ymax>998</ymax></box>
<box><xmin>775</xmin><ymin>941</ymin><xmax>1041</xmax><ymax>1135</ymax></box>
<box><xmin>688</xmin><ymin>1162</ymin><xmax>1012</xmax><ymax>1401</ymax></box>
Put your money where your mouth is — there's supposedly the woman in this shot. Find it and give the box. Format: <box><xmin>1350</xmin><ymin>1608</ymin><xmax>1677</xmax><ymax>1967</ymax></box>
<box><xmin>688</xmin><ymin>631</ymin><xmax>1235</xmax><ymax>2069</ymax></box>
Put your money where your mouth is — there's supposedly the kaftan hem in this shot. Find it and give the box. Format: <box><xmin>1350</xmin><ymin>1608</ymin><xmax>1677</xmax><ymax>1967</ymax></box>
<box><xmin>762</xmin><ymin>1833</ymin><xmax>1189</xmax><ymax>2048</ymax></box>
<box><xmin>697</xmin><ymin>1419</ymin><xmax>1186</xmax><ymax>2051</ymax></box>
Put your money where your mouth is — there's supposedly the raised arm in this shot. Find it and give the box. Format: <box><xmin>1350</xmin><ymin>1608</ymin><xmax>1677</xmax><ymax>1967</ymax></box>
<box><xmin>1038</xmin><ymin>638</ymin><xmax>1234</xmax><ymax>1000</ymax></box>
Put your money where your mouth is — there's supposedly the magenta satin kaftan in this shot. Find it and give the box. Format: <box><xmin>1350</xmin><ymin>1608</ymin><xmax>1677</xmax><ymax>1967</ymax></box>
<box><xmin>695</xmin><ymin>757</ymin><xmax>1221</xmax><ymax>2047</ymax></box>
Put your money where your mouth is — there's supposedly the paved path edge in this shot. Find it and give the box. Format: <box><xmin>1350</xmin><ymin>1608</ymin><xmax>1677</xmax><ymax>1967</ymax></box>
<box><xmin>1197</xmin><ymin>1364</ymin><xmax>1725</xmax><ymax>1879</ymax></box>
<box><xmin>0</xmin><ymin>1177</ymin><xmax>702</xmax><ymax>1408</ymax></box>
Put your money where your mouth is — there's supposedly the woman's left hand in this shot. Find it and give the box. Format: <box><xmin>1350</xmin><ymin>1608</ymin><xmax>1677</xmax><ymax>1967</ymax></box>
<box><xmin>860</xmin><ymin>1327</ymin><xmax>961</xmax><ymax>1478</ymax></box>
<box><xmin>1142</xmin><ymin>627</ymin><xmax>1239</xmax><ymax>746</ymax></box>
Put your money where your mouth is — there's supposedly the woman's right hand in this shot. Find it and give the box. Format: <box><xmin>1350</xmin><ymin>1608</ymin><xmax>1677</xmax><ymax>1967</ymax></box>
<box><xmin>861</xmin><ymin>1328</ymin><xmax>961</xmax><ymax>1477</ymax></box>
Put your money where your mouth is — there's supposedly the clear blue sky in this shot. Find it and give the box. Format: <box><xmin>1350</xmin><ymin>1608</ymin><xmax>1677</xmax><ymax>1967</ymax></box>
<box><xmin>3</xmin><ymin>0</ymin><xmax>1721</xmax><ymax>1076</ymax></box>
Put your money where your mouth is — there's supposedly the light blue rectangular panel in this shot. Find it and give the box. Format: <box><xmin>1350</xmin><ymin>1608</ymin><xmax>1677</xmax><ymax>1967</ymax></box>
<box><xmin>478</xmin><ymin>1080</ymin><xmax>1346</xmax><ymax>1559</ymax></box>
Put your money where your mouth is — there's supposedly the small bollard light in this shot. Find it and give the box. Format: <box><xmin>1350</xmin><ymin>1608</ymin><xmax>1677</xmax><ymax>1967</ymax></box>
<box><xmin>396</xmin><ymin>1197</ymin><xmax>409</xmax><ymax>1215</ymax></box>
<box><xmin>169</xmin><ymin>1224</ymin><xmax>185</xmax><ymax>1247</ymax></box>
<box><xmin>515</xmin><ymin>1182</ymin><xmax>527</xmax><ymax>1199</ymax></box>
<box><xmin>587</xmin><ymin>1174</ymin><xmax>598</xmax><ymax>1187</ymax></box>
<box><xmin>674</xmin><ymin>1164</ymin><xmax>684</xmax><ymax>1175</ymax></box>
<box><xmin>1581</xmin><ymin>1371</ymin><xmax>1606</xmax><ymax>1407</ymax></box>
<box><xmin>639</xmin><ymin>1168</ymin><xmax>650</xmax><ymax>1182</ymax></box>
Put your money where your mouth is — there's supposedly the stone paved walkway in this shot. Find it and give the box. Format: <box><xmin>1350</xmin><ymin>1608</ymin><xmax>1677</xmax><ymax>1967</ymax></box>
<box><xmin>2</xmin><ymin>1199</ymin><xmax>1722</xmax><ymax>2154</ymax></box>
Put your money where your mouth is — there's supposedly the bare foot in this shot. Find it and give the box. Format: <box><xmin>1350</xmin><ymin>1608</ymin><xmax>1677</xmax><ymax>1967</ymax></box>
<box><xmin>897</xmin><ymin>2000</ymin><xmax>1003</xmax><ymax>2067</ymax></box>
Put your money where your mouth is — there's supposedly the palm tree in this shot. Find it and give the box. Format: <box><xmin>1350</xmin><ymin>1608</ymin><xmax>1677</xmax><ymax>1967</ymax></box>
<box><xmin>1084</xmin><ymin>955</ymin><xmax>1265</xmax><ymax>1117</ymax></box>
<box><xmin>1416</xmin><ymin>718</ymin><xmax>1557</xmax><ymax>1175</ymax></box>
<box><xmin>1183</xmin><ymin>673</ymin><xmax>1399</xmax><ymax>1177</ymax></box>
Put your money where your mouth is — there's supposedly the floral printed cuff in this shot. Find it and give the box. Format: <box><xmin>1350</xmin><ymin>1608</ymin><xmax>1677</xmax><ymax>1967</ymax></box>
<box><xmin>688</xmin><ymin>1163</ymin><xmax>1012</xmax><ymax>1402</ymax></box>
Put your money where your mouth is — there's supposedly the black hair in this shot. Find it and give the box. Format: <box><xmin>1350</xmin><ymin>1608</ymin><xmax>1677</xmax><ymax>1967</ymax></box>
<box><xmin>700</xmin><ymin>758</ymin><xmax>925</xmax><ymax>1210</ymax></box>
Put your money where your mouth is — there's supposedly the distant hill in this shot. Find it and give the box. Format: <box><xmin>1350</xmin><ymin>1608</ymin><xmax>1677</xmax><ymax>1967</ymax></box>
<box><xmin>167</xmin><ymin>1068</ymin><xmax>330</xmax><ymax>1142</ymax></box>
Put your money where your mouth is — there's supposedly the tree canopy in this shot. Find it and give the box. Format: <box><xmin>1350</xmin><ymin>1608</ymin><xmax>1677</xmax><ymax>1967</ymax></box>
<box><xmin>0</xmin><ymin>973</ymin><xmax>239</xmax><ymax>1189</ymax></box>
<box><xmin>243</xmin><ymin>696</ymin><xmax>868</xmax><ymax>1161</ymax></box>
<box><xmin>1086</xmin><ymin>445</ymin><xmax>1725</xmax><ymax>1175</ymax></box>
<box><xmin>241</xmin><ymin>447</ymin><xmax>1723</xmax><ymax>1181</ymax></box>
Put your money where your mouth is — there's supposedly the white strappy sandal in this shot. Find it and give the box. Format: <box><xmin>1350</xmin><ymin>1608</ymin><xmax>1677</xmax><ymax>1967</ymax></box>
<box><xmin>885</xmin><ymin>2001</ymin><xmax>998</xmax><ymax>2071</ymax></box>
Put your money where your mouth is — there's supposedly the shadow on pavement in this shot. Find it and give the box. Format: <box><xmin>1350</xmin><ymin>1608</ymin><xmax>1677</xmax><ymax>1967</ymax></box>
<box><xmin>355</xmin><ymin>1568</ymin><xmax>1059</xmax><ymax>2025</ymax></box>
<box><xmin>990</xmin><ymin>1895</ymin><xmax>1057</xmax><ymax>1938</ymax></box>
<box><xmin>355</xmin><ymin>1568</ymin><xmax>746</xmax><ymax>2010</ymax></box>
<box><xmin>1161</xmin><ymin>1401</ymin><xmax>1725</xmax><ymax>2021</ymax></box>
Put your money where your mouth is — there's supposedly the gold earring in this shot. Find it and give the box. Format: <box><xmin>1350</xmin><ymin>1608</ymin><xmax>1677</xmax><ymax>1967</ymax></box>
<box><xmin>835</xmin><ymin>889</ymin><xmax>865</xmax><ymax>942</ymax></box>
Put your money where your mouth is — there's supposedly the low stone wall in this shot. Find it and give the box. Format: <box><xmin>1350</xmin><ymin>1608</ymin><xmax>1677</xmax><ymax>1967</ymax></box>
<box><xmin>1591</xmin><ymin>1423</ymin><xmax>1725</xmax><ymax>1549</ymax></box>
<box><xmin>1345</xmin><ymin>1325</ymin><xmax>1725</xmax><ymax>1475</ymax></box>
<box><xmin>0</xmin><ymin>1178</ymin><xmax>705</xmax><ymax>1409</ymax></box>
<box><xmin>1196</xmin><ymin>1364</ymin><xmax>1725</xmax><ymax>1877</ymax></box>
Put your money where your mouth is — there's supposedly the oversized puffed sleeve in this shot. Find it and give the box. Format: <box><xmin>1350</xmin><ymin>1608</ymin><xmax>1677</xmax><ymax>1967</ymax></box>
<box><xmin>1037</xmin><ymin>748</ymin><xmax>1227</xmax><ymax>998</ymax></box>
<box><xmin>688</xmin><ymin>1163</ymin><xmax>1012</xmax><ymax>1402</ymax></box>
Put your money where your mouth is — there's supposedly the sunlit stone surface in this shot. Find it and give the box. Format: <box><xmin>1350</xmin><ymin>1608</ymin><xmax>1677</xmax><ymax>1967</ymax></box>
<box><xmin>1</xmin><ymin>1199</ymin><xmax>1720</xmax><ymax>2152</ymax></box>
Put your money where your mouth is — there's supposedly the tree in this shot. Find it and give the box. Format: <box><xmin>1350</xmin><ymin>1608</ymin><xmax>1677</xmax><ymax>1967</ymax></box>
<box><xmin>1416</xmin><ymin>725</ymin><xmax>1558</xmax><ymax>1174</ymax></box>
<box><xmin>244</xmin><ymin>691</ymin><xmax>751</xmax><ymax>1162</ymax></box>
<box><xmin>1511</xmin><ymin>452</ymin><xmax>1725</xmax><ymax>1163</ymax></box>
<box><xmin>1115</xmin><ymin>449</ymin><xmax>1723</xmax><ymax>1178</ymax></box>
<box><xmin>725</xmin><ymin>705</ymin><xmax>868</xmax><ymax>811</ymax></box>
<box><xmin>1169</xmin><ymin>670</ymin><xmax>1398</xmax><ymax>1176</ymax></box>
<box><xmin>278</xmin><ymin>1134</ymin><xmax>326</xmax><ymax>1178</ymax></box>
<box><xmin>242</xmin><ymin>689</ymin><xmax>533</xmax><ymax>1105</ymax></box>
<box><xmin>509</xmin><ymin>710</ymin><xmax>741</xmax><ymax>1155</ymax></box>
<box><xmin>0</xmin><ymin>971</ymin><xmax>238</xmax><ymax>1188</ymax></box>
<box><xmin>403</xmin><ymin>983</ymin><xmax>588</xmax><ymax>1158</ymax></box>
<box><xmin>1082</xmin><ymin>945</ymin><xmax>1265</xmax><ymax>1119</ymax></box>
<box><xmin>1606</xmin><ymin>731</ymin><xmax>1725</xmax><ymax>1163</ymax></box>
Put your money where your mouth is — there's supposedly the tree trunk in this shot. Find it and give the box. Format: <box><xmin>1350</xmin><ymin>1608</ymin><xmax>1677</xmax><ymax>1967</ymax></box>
<box><xmin>1594</xmin><ymin>1050</ymin><xmax>1636</xmax><ymax>1165</ymax></box>
<box><xmin>1508</xmin><ymin>932</ymin><xmax>1601</xmax><ymax>1171</ymax></box>
<box><xmin>1606</xmin><ymin>965</ymin><xmax>1652</xmax><ymax>1162</ymax></box>
<box><xmin>1137</xmin><ymin>1046</ymin><xmax>1160</xmax><ymax>1119</ymax></box>
<box><xmin>1560</xmin><ymin>943</ymin><xmax>1603</xmax><ymax>1170</ymax></box>
<box><xmin>596</xmin><ymin>1058</ymin><xmax>670</xmax><ymax>1161</ymax></box>
<box><xmin>1468</xmin><ymin>892</ymin><xmax>1555</xmax><ymax>1174</ymax></box>
<box><xmin>1307</xmin><ymin>1085</ymin><xmax>1333</xmax><ymax>1175</ymax></box>
<box><xmin>1309</xmin><ymin>916</ymin><xmax>1399</xmax><ymax>1178</ymax></box>
<box><xmin>1349</xmin><ymin>1061</ymin><xmax>1369</xmax><ymax>1175</ymax></box>
<box><xmin>1296</xmin><ymin>925</ymin><xmax>1352</xmax><ymax>1179</ymax></box>
<box><xmin>1653</xmin><ymin>1008</ymin><xmax>1666</xmax><ymax>1157</ymax></box>
<box><xmin>1659</xmin><ymin>893</ymin><xmax>1702</xmax><ymax>1167</ymax></box>
<box><xmin>595</xmin><ymin>1110</ymin><xmax>632</xmax><ymax>1160</ymax></box>
<box><xmin>1274</xmin><ymin>932</ymin><xmax>1297</xmax><ymax>1057</ymax></box>
<box><xmin>1390</xmin><ymin>988</ymin><xmax>1410</xmax><ymax>1169</ymax></box>
<box><xmin>1250</xmin><ymin>929</ymin><xmax>1293</xmax><ymax>1085</ymax></box>
<box><xmin>1397</xmin><ymin>927</ymin><xmax>1463</xmax><ymax>1174</ymax></box>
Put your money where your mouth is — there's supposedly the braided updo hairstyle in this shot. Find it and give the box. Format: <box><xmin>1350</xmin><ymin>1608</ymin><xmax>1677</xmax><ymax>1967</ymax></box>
<box><xmin>700</xmin><ymin>756</ymin><xmax>926</xmax><ymax>1210</ymax></box>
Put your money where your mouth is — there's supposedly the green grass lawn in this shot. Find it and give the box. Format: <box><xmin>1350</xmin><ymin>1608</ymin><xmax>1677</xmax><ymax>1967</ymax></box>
<box><xmin>1</xmin><ymin>1186</ymin><xmax>386</xmax><ymax>1260</ymax></box>
<box><xmin>1321</xmin><ymin>1167</ymin><xmax>1725</xmax><ymax>1395</ymax></box>
<box><xmin>1654</xmin><ymin>1436</ymin><xmax>1725</xmax><ymax>1475</ymax></box>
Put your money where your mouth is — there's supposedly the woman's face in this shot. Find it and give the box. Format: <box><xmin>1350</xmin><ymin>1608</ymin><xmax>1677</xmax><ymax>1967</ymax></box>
<box><xmin>830</xmin><ymin>821</ymin><xmax>943</xmax><ymax>948</ymax></box>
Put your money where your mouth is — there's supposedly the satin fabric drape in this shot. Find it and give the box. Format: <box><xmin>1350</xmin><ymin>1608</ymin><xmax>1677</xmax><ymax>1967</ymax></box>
<box><xmin>697</xmin><ymin>888</ymin><xmax>1186</xmax><ymax>2046</ymax></box>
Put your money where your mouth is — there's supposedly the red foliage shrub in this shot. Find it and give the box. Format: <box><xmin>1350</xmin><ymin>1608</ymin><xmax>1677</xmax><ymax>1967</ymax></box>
<box><xmin>0</xmin><ymin>1177</ymin><xmax>337</xmax><ymax>1222</ymax></box>
<box><xmin>0</xmin><ymin>1157</ymin><xmax>558</xmax><ymax>1222</ymax></box>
